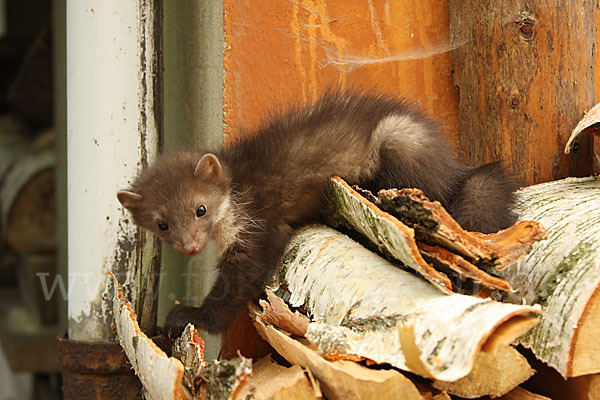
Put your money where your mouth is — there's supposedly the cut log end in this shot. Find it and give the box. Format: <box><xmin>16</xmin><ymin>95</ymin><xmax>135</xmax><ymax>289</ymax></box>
<box><xmin>570</xmin><ymin>284</ymin><xmax>600</xmax><ymax>377</ymax></box>
<box><xmin>253</xmin><ymin>313</ymin><xmax>425</xmax><ymax>400</ymax></box>
<box><xmin>236</xmin><ymin>356</ymin><xmax>322</xmax><ymax>400</ymax></box>
<box><xmin>432</xmin><ymin>346</ymin><xmax>534</xmax><ymax>399</ymax></box>
<box><xmin>482</xmin><ymin>315</ymin><xmax>540</xmax><ymax>354</ymax></box>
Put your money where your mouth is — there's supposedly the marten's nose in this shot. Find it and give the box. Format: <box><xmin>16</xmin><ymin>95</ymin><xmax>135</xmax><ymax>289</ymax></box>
<box><xmin>183</xmin><ymin>244</ymin><xmax>200</xmax><ymax>256</ymax></box>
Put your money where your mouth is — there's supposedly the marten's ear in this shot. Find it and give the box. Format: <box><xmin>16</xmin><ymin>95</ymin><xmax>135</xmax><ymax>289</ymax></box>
<box><xmin>117</xmin><ymin>191</ymin><xmax>143</xmax><ymax>210</ymax></box>
<box><xmin>194</xmin><ymin>153</ymin><xmax>222</xmax><ymax>180</ymax></box>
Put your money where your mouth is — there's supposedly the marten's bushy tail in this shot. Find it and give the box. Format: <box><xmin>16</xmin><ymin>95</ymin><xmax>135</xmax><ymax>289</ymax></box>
<box><xmin>448</xmin><ymin>162</ymin><xmax>518</xmax><ymax>234</ymax></box>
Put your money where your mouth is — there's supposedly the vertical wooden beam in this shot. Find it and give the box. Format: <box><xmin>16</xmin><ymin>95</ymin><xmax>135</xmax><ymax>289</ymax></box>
<box><xmin>448</xmin><ymin>1</ymin><xmax>596</xmax><ymax>186</ymax></box>
<box><xmin>66</xmin><ymin>0</ymin><xmax>163</xmax><ymax>341</ymax></box>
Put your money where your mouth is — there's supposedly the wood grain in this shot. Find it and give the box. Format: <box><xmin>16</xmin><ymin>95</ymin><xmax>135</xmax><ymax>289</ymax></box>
<box><xmin>223</xmin><ymin>0</ymin><xmax>459</xmax><ymax>145</ymax></box>
<box><xmin>448</xmin><ymin>1</ymin><xmax>595</xmax><ymax>185</ymax></box>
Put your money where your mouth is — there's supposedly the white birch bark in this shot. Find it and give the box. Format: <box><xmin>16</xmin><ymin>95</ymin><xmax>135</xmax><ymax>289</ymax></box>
<box><xmin>329</xmin><ymin>177</ymin><xmax>546</xmax><ymax>293</ymax></box>
<box><xmin>277</xmin><ymin>225</ymin><xmax>539</xmax><ymax>382</ymax></box>
<box><xmin>112</xmin><ymin>273</ymin><xmax>253</xmax><ymax>400</ymax></box>
<box><xmin>111</xmin><ymin>273</ymin><xmax>190</xmax><ymax>400</ymax></box>
<box><xmin>503</xmin><ymin>176</ymin><xmax>600</xmax><ymax>377</ymax></box>
<box><xmin>329</xmin><ymin>177</ymin><xmax>452</xmax><ymax>292</ymax></box>
<box><xmin>253</xmin><ymin>313</ymin><xmax>423</xmax><ymax>400</ymax></box>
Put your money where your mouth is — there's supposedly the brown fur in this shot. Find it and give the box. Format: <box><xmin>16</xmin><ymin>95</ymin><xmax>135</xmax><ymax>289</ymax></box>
<box><xmin>118</xmin><ymin>89</ymin><xmax>517</xmax><ymax>335</ymax></box>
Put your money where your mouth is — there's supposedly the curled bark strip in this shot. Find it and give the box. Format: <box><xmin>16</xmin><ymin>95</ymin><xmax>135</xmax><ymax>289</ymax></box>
<box><xmin>565</xmin><ymin>102</ymin><xmax>600</xmax><ymax>154</ymax></box>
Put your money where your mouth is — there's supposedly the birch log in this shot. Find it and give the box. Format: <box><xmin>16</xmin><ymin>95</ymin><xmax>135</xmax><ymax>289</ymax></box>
<box><xmin>502</xmin><ymin>176</ymin><xmax>600</xmax><ymax>377</ymax></box>
<box><xmin>276</xmin><ymin>225</ymin><xmax>539</xmax><ymax>382</ymax></box>
<box><xmin>256</xmin><ymin>291</ymin><xmax>534</xmax><ymax>398</ymax></box>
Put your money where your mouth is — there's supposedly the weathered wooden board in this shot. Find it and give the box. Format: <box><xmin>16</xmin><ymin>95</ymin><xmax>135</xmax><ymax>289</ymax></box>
<box><xmin>276</xmin><ymin>225</ymin><xmax>539</xmax><ymax>382</ymax></box>
<box><xmin>448</xmin><ymin>0</ymin><xmax>595</xmax><ymax>185</ymax></box>
<box><xmin>503</xmin><ymin>176</ymin><xmax>600</xmax><ymax>377</ymax></box>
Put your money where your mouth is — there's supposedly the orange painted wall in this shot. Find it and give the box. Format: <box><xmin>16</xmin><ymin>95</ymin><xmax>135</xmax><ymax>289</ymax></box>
<box><xmin>223</xmin><ymin>0</ymin><xmax>459</xmax><ymax>147</ymax></box>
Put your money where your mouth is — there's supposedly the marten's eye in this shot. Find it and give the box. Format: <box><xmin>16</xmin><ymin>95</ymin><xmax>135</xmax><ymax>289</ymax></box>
<box><xmin>196</xmin><ymin>205</ymin><xmax>207</xmax><ymax>217</ymax></box>
<box><xmin>157</xmin><ymin>221</ymin><xmax>169</xmax><ymax>231</ymax></box>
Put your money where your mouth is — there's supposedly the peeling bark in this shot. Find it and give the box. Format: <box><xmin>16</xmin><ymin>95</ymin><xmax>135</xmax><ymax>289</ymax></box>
<box><xmin>376</xmin><ymin>187</ymin><xmax>547</xmax><ymax>272</ymax></box>
<box><xmin>329</xmin><ymin>177</ymin><xmax>452</xmax><ymax>292</ymax></box>
<box><xmin>111</xmin><ymin>272</ymin><xmax>253</xmax><ymax>400</ymax></box>
<box><xmin>110</xmin><ymin>272</ymin><xmax>190</xmax><ymax>400</ymax></box>
<box><xmin>173</xmin><ymin>325</ymin><xmax>206</xmax><ymax>395</ymax></box>
<box><xmin>196</xmin><ymin>358</ymin><xmax>252</xmax><ymax>400</ymax></box>
<box><xmin>565</xmin><ymin>101</ymin><xmax>600</xmax><ymax>154</ymax></box>
<box><xmin>328</xmin><ymin>177</ymin><xmax>547</xmax><ymax>294</ymax></box>
<box><xmin>236</xmin><ymin>356</ymin><xmax>322</xmax><ymax>400</ymax></box>
<box><xmin>418</xmin><ymin>243</ymin><xmax>512</xmax><ymax>292</ymax></box>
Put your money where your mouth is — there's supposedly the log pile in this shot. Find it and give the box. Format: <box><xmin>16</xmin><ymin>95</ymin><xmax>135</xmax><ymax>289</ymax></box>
<box><xmin>109</xmin><ymin>175</ymin><xmax>558</xmax><ymax>399</ymax></box>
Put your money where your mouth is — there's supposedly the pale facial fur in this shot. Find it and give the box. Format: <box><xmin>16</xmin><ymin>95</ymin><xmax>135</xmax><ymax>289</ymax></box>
<box><xmin>117</xmin><ymin>152</ymin><xmax>239</xmax><ymax>256</ymax></box>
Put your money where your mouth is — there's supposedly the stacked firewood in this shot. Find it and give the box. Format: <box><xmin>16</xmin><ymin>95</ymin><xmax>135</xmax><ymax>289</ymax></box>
<box><xmin>110</xmin><ymin>172</ymin><xmax>599</xmax><ymax>399</ymax></box>
<box><xmin>111</xmin><ymin>100</ymin><xmax>600</xmax><ymax>398</ymax></box>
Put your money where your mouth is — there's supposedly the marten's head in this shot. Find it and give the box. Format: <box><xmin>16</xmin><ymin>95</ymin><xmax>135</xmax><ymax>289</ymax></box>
<box><xmin>117</xmin><ymin>151</ymin><xmax>232</xmax><ymax>256</ymax></box>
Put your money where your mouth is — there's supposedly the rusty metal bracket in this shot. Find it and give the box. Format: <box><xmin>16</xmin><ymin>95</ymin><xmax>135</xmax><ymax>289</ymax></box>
<box><xmin>57</xmin><ymin>333</ymin><xmax>142</xmax><ymax>400</ymax></box>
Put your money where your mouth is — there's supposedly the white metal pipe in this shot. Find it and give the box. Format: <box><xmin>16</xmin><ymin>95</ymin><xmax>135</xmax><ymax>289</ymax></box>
<box><xmin>67</xmin><ymin>0</ymin><xmax>162</xmax><ymax>341</ymax></box>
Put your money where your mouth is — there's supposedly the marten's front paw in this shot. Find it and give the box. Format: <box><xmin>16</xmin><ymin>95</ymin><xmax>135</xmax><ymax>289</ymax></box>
<box><xmin>163</xmin><ymin>304</ymin><xmax>199</xmax><ymax>339</ymax></box>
